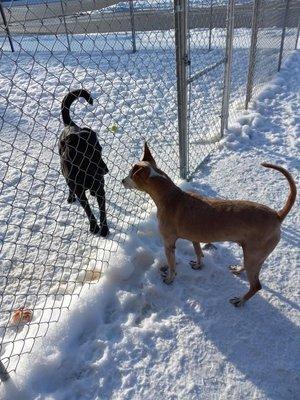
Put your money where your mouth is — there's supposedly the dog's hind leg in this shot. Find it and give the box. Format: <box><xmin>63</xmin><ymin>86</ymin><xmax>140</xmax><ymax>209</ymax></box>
<box><xmin>96</xmin><ymin>191</ymin><xmax>109</xmax><ymax>237</ymax></box>
<box><xmin>230</xmin><ymin>263</ymin><xmax>262</xmax><ymax>307</ymax></box>
<box><xmin>230</xmin><ymin>246</ymin><xmax>263</xmax><ymax>307</ymax></box>
<box><xmin>76</xmin><ymin>190</ymin><xmax>99</xmax><ymax>234</ymax></box>
<box><xmin>230</xmin><ymin>233</ymin><xmax>280</xmax><ymax>307</ymax></box>
<box><xmin>66</xmin><ymin>182</ymin><xmax>76</xmax><ymax>204</ymax></box>
<box><xmin>189</xmin><ymin>242</ymin><xmax>204</xmax><ymax>269</ymax></box>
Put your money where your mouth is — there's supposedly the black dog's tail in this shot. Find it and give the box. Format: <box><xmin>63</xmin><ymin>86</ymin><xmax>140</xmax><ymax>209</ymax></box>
<box><xmin>61</xmin><ymin>89</ymin><xmax>93</xmax><ymax>126</ymax></box>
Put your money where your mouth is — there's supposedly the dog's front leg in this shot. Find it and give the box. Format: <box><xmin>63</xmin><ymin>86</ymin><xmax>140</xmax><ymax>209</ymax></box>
<box><xmin>96</xmin><ymin>191</ymin><xmax>109</xmax><ymax>237</ymax></box>
<box><xmin>67</xmin><ymin>189</ymin><xmax>76</xmax><ymax>204</ymax></box>
<box><xmin>162</xmin><ymin>239</ymin><xmax>177</xmax><ymax>284</ymax></box>
<box><xmin>189</xmin><ymin>242</ymin><xmax>204</xmax><ymax>270</ymax></box>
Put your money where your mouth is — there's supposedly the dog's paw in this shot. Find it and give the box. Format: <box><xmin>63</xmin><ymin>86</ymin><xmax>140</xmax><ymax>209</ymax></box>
<box><xmin>229</xmin><ymin>265</ymin><xmax>245</xmax><ymax>275</ymax></box>
<box><xmin>90</xmin><ymin>222</ymin><xmax>100</xmax><ymax>234</ymax></box>
<box><xmin>189</xmin><ymin>260</ymin><xmax>203</xmax><ymax>270</ymax></box>
<box><xmin>203</xmin><ymin>243</ymin><xmax>217</xmax><ymax>251</ymax></box>
<box><xmin>160</xmin><ymin>265</ymin><xmax>169</xmax><ymax>278</ymax></box>
<box><xmin>160</xmin><ymin>266</ymin><xmax>176</xmax><ymax>284</ymax></box>
<box><xmin>100</xmin><ymin>225</ymin><xmax>110</xmax><ymax>238</ymax></box>
<box><xmin>67</xmin><ymin>195</ymin><xmax>76</xmax><ymax>204</ymax></box>
<box><xmin>163</xmin><ymin>275</ymin><xmax>175</xmax><ymax>285</ymax></box>
<box><xmin>229</xmin><ymin>297</ymin><xmax>245</xmax><ymax>307</ymax></box>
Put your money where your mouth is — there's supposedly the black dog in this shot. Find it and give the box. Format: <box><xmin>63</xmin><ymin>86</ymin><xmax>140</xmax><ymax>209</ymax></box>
<box><xmin>59</xmin><ymin>89</ymin><xmax>109</xmax><ymax>236</ymax></box>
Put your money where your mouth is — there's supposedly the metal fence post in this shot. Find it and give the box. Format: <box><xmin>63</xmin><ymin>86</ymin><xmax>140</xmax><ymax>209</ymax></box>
<box><xmin>220</xmin><ymin>0</ymin><xmax>235</xmax><ymax>136</ymax></box>
<box><xmin>278</xmin><ymin>0</ymin><xmax>291</xmax><ymax>71</ymax></box>
<box><xmin>295</xmin><ymin>15</ymin><xmax>300</xmax><ymax>50</ymax></box>
<box><xmin>0</xmin><ymin>360</ymin><xmax>9</xmax><ymax>382</ymax></box>
<box><xmin>0</xmin><ymin>1</ymin><xmax>14</xmax><ymax>52</ymax></box>
<box><xmin>245</xmin><ymin>0</ymin><xmax>261</xmax><ymax>109</ymax></box>
<box><xmin>174</xmin><ymin>0</ymin><xmax>189</xmax><ymax>179</ymax></box>
<box><xmin>60</xmin><ymin>0</ymin><xmax>71</xmax><ymax>51</ymax></box>
<box><xmin>208</xmin><ymin>0</ymin><xmax>213</xmax><ymax>51</ymax></box>
<box><xmin>129</xmin><ymin>0</ymin><xmax>137</xmax><ymax>53</ymax></box>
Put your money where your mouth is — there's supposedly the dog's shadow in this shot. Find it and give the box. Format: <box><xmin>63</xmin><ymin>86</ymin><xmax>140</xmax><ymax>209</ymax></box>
<box><xmin>263</xmin><ymin>284</ymin><xmax>300</xmax><ymax>312</ymax></box>
<box><xmin>183</xmin><ymin>285</ymin><xmax>299</xmax><ymax>399</ymax></box>
<box><xmin>168</xmin><ymin>245</ymin><xmax>299</xmax><ymax>399</ymax></box>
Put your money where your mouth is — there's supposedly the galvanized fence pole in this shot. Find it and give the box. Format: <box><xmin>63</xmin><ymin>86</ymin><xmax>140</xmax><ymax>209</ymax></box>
<box><xmin>295</xmin><ymin>15</ymin><xmax>300</xmax><ymax>50</ymax></box>
<box><xmin>60</xmin><ymin>0</ymin><xmax>71</xmax><ymax>51</ymax></box>
<box><xmin>129</xmin><ymin>0</ymin><xmax>137</xmax><ymax>53</ymax></box>
<box><xmin>174</xmin><ymin>0</ymin><xmax>189</xmax><ymax>179</ymax></box>
<box><xmin>245</xmin><ymin>0</ymin><xmax>261</xmax><ymax>109</ymax></box>
<box><xmin>220</xmin><ymin>0</ymin><xmax>235</xmax><ymax>136</ymax></box>
<box><xmin>0</xmin><ymin>1</ymin><xmax>14</xmax><ymax>52</ymax></box>
<box><xmin>0</xmin><ymin>360</ymin><xmax>9</xmax><ymax>382</ymax></box>
<box><xmin>278</xmin><ymin>0</ymin><xmax>291</xmax><ymax>71</ymax></box>
<box><xmin>208</xmin><ymin>0</ymin><xmax>213</xmax><ymax>51</ymax></box>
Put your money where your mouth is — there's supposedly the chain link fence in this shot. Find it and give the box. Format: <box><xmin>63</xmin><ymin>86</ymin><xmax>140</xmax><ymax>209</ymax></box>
<box><xmin>0</xmin><ymin>0</ymin><xmax>299</xmax><ymax>381</ymax></box>
<box><xmin>0</xmin><ymin>0</ymin><xmax>180</xmax><ymax>378</ymax></box>
<box><xmin>182</xmin><ymin>0</ymin><xmax>299</xmax><ymax>176</ymax></box>
<box><xmin>244</xmin><ymin>0</ymin><xmax>299</xmax><ymax>107</ymax></box>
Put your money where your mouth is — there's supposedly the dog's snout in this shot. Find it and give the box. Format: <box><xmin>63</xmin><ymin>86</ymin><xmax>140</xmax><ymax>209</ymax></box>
<box><xmin>122</xmin><ymin>177</ymin><xmax>133</xmax><ymax>189</ymax></box>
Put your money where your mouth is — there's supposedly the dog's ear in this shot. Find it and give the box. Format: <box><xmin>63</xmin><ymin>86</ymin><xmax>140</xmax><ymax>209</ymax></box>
<box><xmin>132</xmin><ymin>165</ymin><xmax>151</xmax><ymax>185</ymax></box>
<box><xmin>141</xmin><ymin>142</ymin><xmax>156</xmax><ymax>166</ymax></box>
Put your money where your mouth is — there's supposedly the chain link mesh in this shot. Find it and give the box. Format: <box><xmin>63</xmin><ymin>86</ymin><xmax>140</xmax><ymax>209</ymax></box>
<box><xmin>0</xmin><ymin>0</ymin><xmax>180</xmax><ymax>375</ymax></box>
<box><xmin>249</xmin><ymin>0</ymin><xmax>299</xmax><ymax>100</ymax></box>
<box><xmin>281</xmin><ymin>0</ymin><xmax>299</xmax><ymax>62</ymax></box>
<box><xmin>187</xmin><ymin>0</ymin><xmax>228</xmax><ymax>174</ymax></box>
<box><xmin>0</xmin><ymin>0</ymin><xmax>299</xmax><ymax>379</ymax></box>
<box><xmin>228</xmin><ymin>0</ymin><xmax>252</xmax><ymax>121</ymax></box>
<box><xmin>187</xmin><ymin>0</ymin><xmax>299</xmax><ymax>174</ymax></box>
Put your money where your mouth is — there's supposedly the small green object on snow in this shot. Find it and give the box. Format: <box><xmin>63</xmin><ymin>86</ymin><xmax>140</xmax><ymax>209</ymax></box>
<box><xmin>109</xmin><ymin>123</ymin><xmax>118</xmax><ymax>134</ymax></box>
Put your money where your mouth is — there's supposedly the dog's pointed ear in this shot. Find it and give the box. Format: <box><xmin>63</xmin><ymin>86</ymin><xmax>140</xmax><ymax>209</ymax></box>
<box><xmin>141</xmin><ymin>142</ymin><xmax>156</xmax><ymax>166</ymax></box>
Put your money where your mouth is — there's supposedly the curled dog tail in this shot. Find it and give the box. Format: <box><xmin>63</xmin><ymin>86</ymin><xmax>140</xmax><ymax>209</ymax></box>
<box><xmin>61</xmin><ymin>89</ymin><xmax>93</xmax><ymax>126</ymax></box>
<box><xmin>261</xmin><ymin>162</ymin><xmax>297</xmax><ymax>221</ymax></box>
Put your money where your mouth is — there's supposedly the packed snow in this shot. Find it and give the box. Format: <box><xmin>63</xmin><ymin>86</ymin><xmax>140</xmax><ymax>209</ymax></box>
<box><xmin>0</xmin><ymin>40</ymin><xmax>299</xmax><ymax>400</ymax></box>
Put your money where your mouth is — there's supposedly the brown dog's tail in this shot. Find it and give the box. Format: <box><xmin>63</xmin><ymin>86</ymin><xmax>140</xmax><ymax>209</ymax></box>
<box><xmin>61</xmin><ymin>89</ymin><xmax>93</xmax><ymax>126</ymax></box>
<box><xmin>261</xmin><ymin>163</ymin><xmax>297</xmax><ymax>221</ymax></box>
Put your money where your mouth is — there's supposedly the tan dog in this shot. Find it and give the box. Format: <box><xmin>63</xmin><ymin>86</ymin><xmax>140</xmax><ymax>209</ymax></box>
<box><xmin>122</xmin><ymin>143</ymin><xmax>296</xmax><ymax>306</ymax></box>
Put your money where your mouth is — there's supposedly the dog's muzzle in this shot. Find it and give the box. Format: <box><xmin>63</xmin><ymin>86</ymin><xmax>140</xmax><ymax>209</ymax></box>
<box><xmin>122</xmin><ymin>177</ymin><xmax>136</xmax><ymax>189</ymax></box>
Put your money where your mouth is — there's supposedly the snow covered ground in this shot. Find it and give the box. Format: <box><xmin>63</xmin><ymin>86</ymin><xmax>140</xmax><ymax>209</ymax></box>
<box><xmin>1</xmin><ymin>41</ymin><xmax>299</xmax><ymax>399</ymax></box>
